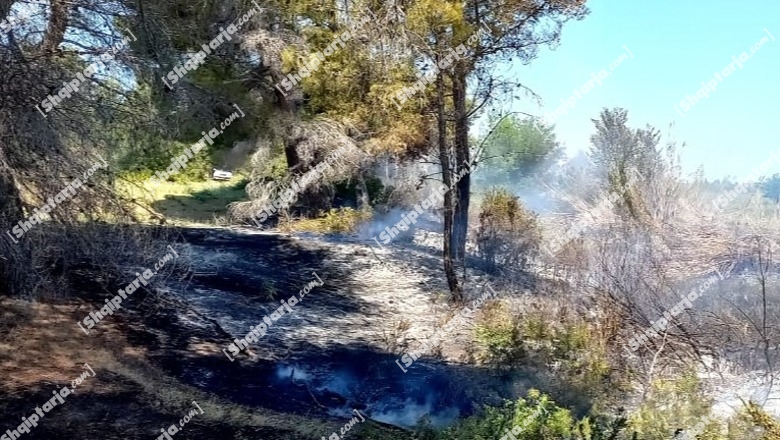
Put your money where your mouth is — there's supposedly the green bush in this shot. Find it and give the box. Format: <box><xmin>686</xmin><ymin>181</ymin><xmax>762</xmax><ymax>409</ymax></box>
<box><xmin>742</xmin><ymin>401</ymin><xmax>780</xmax><ymax>440</ymax></box>
<box><xmin>473</xmin><ymin>304</ymin><xmax>613</xmax><ymax>402</ymax></box>
<box><xmin>630</xmin><ymin>394</ymin><xmax>780</xmax><ymax>440</ymax></box>
<box><xmin>282</xmin><ymin>207</ymin><xmax>372</xmax><ymax>233</ymax></box>
<box><xmin>476</xmin><ymin>187</ymin><xmax>541</xmax><ymax>272</ymax></box>
<box><xmin>258</xmin><ymin>151</ymin><xmax>289</xmax><ymax>181</ymax></box>
<box><xmin>422</xmin><ymin>389</ymin><xmax>627</xmax><ymax>440</ymax></box>
<box><xmin>629</xmin><ymin>372</ymin><xmax>720</xmax><ymax>440</ymax></box>
<box><xmin>474</xmin><ymin>301</ymin><xmax>524</xmax><ymax>366</ymax></box>
<box><xmin>118</xmin><ymin>140</ymin><xmax>213</xmax><ymax>182</ymax></box>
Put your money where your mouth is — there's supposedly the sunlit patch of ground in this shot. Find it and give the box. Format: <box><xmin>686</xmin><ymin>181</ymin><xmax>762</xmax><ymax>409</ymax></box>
<box><xmin>0</xmin><ymin>298</ymin><xmax>137</xmax><ymax>392</ymax></box>
<box><xmin>117</xmin><ymin>177</ymin><xmax>250</xmax><ymax>226</ymax></box>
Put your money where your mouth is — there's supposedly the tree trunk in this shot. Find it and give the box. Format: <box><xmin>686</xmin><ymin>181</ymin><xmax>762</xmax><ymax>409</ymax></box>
<box><xmin>0</xmin><ymin>148</ymin><xmax>25</xmax><ymax>296</ymax></box>
<box><xmin>451</xmin><ymin>67</ymin><xmax>470</xmax><ymax>263</ymax></box>
<box><xmin>0</xmin><ymin>148</ymin><xmax>23</xmax><ymax>224</ymax></box>
<box><xmin>284</xmin><ymin>137</ymin><xmax>302</xmax><ymax>173</ymax></box>
<box><xmin>437</xmin><ymin>70</ymin><xmax>461</xmax><ymax>301</ymax></box>
<box><xmin>272</xmin><ymin>73</ymin><xmax>303</xmax><ymax>174</ymax></box>
<box><xmin>0</xmin><ymin>0</ymin><xmax>15</xmax><ymax>23</ymax></box>
<box><xmin>356</xmin><ymin>171</ymin><xmax>370</xmax><ymax>211</ymax></box>
<box><xmin>40</xmin><ymin>0</ymin><xmax>69</xmax><ymax>54</ymax></box>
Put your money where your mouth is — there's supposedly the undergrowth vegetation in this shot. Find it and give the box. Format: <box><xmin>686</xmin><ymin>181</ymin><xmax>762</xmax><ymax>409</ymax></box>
<box><xmin>279</xmin><ymin>207</ymin><xmax>373</xmax><ymax>233</ymax></box>
<box><xmin>413</xmin><ymin>389</ymin><xmax>628</xmax><ymax>440</ymax></box>
<box><xmin>0</xmin><ymin>0</ymin><xmax>776</xmax><ymax>434</ymax></box>
<box><xmin>475</xmin><ymin>187</ymin><xmax>541</xmax><ymax>273</ymax></box>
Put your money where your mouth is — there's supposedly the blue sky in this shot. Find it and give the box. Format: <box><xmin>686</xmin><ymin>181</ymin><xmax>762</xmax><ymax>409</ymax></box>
<box><xmin>496</xmin><ymin>0</ymin><xmax>780</xmax><ymax>180</ymax></box>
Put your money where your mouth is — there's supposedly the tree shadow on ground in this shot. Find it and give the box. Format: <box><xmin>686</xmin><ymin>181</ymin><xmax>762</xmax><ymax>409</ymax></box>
<box><xmin>58</xmin><ymin>225</ymin><xmax>597</xmax><ymax>435</ymax></box>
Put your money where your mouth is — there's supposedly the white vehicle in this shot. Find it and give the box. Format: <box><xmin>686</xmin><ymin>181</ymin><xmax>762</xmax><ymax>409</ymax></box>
<box><xmin>212</xmin><ymin>169</ymin><xmax>233</xmax><ymax>181</ymax></box>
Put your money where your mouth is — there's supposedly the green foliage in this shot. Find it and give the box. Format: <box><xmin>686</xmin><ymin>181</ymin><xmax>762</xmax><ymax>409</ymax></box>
<box><xmin>282</xmin><ymin>207</ymin><xmax>372</xmax><ymax>233</ymax></box>
<box><xmin>103</xmin><ymin>85</ymin><xmax>249</xmax><ymax>184</ymax></box>
<box><xmin>372</xmin><ymin>183</ymin><xmax>397</xmax><ymax>207</ymax></box>
<box><xmin>762</xmin><ymin>174</ymin><xmax>780</xmax><ymax>203</ymax></box>
<box><xmin>744</xmin><ymin>401</ymin><xmax>780</xmax><ymax>440</ymax></box>
<box><xmin>479</xmin><ymin>115</ymin><xmax>562</xmax><ymax>185</ymax></box>
<box><xmin>333</xmin><ymin>176</ymin><xmax>386</xmax><ymax>207</ymax></box>
<box><xmin>628</xmin><ymin>397</ymin><xmax>780</xmax><ymax>440</ymax></box>
<box><xmin>258</xmin><ymin>150</ymin><xmax>290</xmax><ymax>182</ymax></box>
<box><xmin>275</xmin><ymin>1</ymin><xmax>429</xmax><ymax>155</ymax></box>
<box><xmin>118</xmin><ymin>178</ymin><xmax>250</xmax><ymax>225</ymax></box>
<box><xmin>118</xmin><ymin>140</ymin><xmax>213</xmax><ymax>182</ymax></box>
<box><xmin>475</xmin><ymin>300</ymin><xmax>524</xmax><ymax>365</ymax></box>
<box><xmin>423</xmin><ymin>389</ymin><xmax>626</xmax><ymax>440</ymax></box>
<box><xmin>523</xmin><ymin>313</ymin><xmax>612</xmax><ymax>396</ymax></box>
<box><xmin>629</xmin><ymin>372</ymin><xmax>719</xmax><ymax>440</ymax></box>
<box><xmin>475</xmin><ymin>187</ymin><xmax>541</xmax><ymax>271</ymax></box>
<box><xmin>319</xmin><ymin>207</ymin><xmax>372</xmax><ymax>232</ymax></box>
<box><xmin>474</xmin><ymin>302</ymin><xmax>613</xmax><ymax>401</ymax></box>
<box><xmin>589</xmin><ymin>108</ymin><xmax>658</xmax><ymax>180</ymax></box>
<box><xmin>190</xmin><ymin>179</ymin><xmax>249</xmax><ymax>202</ymax></box>
<box><xmin>588</xmin><ymin>107</ymin><xmax>660</xmax><ymax>221</ymax></box>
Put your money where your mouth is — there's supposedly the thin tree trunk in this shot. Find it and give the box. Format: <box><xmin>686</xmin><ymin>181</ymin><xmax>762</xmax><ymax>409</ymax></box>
<box><xmin>284</xmin><ymin>137</ymin><xmax>302</xmax><ymax>173</ymax></box>
<box><xmin>0</xmin><ymin>0</ymin><xmax>15</xmax><ymax>23</ymax></box>
<box><xmin>356</xmin><ymin>171</ymin><xmax>369</xmax><ymax>211</ymax></box>
<box><xmin>40</xmin><ymin>0</ymin><xmax>69</xmax><ymax>54</ymax></box>
<box><xmin>451</xmin><ymin>67</ymin><xmax>470</xmax><ymax>263</ymax></box>
<box><xmin>437</xmin><ymin>69</ymin><xmax>461</xmax><ymax>301</ymax></box>
<box><xmin>271</xmin><ymin>71</ymin><xmax>303</xmax><ymax>173</ymax></box>
<box><xmin>0</xmin><ymin>149</ymin><xmax>23</xmax><ymax>221</ymax></box>
<box><xmin>0</xmin><ymin>147</ymin><xmax>25</xmax><ymax>296</ymax></box>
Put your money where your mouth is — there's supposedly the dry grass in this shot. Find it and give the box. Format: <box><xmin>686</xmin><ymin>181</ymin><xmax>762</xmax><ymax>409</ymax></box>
<box><xmin>117</xmin><ymin>178</ymin><xmax>250</xmax><ymax>226</ymax></box>
<box><xmin>0</xmin><ymin>297</ymin><xmax>143</xmax><ymax>394</ymax></box>
<box><xmin>278</xmin><ymin>207</ymin><xmax>372</xmax><ymax>234</ymax></box>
